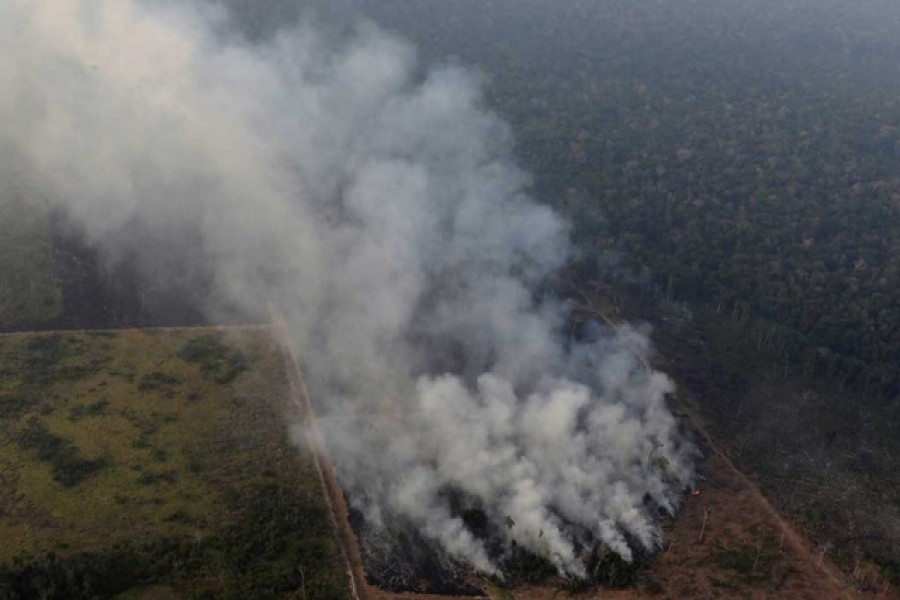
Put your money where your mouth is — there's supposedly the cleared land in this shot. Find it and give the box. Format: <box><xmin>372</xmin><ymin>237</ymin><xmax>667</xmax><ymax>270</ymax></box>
<box><xmin>276</xmin><ymin>302</ymin><xmax>876</xmax><ymax>600</ymax></box>
<box><xmin>363</xmin><ymin>421</ymin><xmax>873</xmax><ymax>600</ymax></box>
<box><xmin>0</xmin><ymin>328</ymin><xmax>350</xmax><ymax>599</ymax></box>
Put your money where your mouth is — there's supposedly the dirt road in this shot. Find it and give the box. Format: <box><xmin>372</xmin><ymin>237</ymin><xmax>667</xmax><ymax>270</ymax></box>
<box><xmin>269</xmin><ymin>305</ymin><xmax>369</xmax><ymax>600</ymax></box>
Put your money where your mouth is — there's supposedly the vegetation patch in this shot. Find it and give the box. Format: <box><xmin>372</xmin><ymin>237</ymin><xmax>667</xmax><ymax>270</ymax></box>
<box><xmin>15</xmin><ymin>416</ymin><xmax>107</xmax><ymax>487</ymax></box>
<box><xmin>0</xmin><ymin>547</ymin><xmax>149</xmax><ymax>600</ymax></box>
<box><xmin>68</xmin><ymin>399</ymin><xmax>110</xmax><ymax>420</ymax></box>
<box><xmin>23</xmin><ymin>336</ymin><xmax>71</xmax><ymax>384</ymax></box>
<box><xmin>137</xmin><ymin>372</ymin><xmax>180</xmax><ymax>392</ymax></box>
<box><xmin>0</xmin><ymin>392</ymin><xmax>41</xmax><ymax>420</ymax></box>
<box><xmin>713</xmin><ymin>543</ymin><xmax>775</xmax><ymax>584</ymax></box>
<box><xmin>20</xmin><ymin>336</ymin><xmax>106</xmax><ymax>385</ymax></box>
<box><xmin>866</xmin><ymin>551</ymin><xmax>900</xmax><ymax>585</ymax></box>
<box><xmin>177</xmin><ymin>334</ymin><xmax>250</xmax><ymax>384</ymax></box>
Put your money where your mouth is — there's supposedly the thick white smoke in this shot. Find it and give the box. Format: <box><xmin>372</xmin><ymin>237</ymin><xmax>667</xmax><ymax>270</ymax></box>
<box><xmin>0</xmin><ymin>0</ymin><xmax>694</xmax><ymax>577</ymax></box>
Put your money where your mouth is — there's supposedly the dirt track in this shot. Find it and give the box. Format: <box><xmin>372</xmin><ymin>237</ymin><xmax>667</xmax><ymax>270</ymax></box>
<box><xmin>703</xmin><ymin>430</ymin><xmax>859</xmax><ymax>598</ymax></box>
<box><xmin>269</xmin><ymin>305</ymin><xmax>368</xmax><ymax>600</ymax></box>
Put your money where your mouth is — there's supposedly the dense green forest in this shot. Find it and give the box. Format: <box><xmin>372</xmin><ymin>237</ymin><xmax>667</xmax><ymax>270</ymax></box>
<box><xmin>318</xmin><ymin>0</ymin><xmax>900</xmax><ymax>403</ymax></box>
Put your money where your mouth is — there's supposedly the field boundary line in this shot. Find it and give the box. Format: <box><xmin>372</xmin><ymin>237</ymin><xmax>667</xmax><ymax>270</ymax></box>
<box><xmin>0</xmin><ymin>323</ymin><xmax>272</xmax><ymax>338</ymax></box>
<box><xmin>269</xmin><ymin>304</ymin><xmax>367</xmax><ymax>600</ymax></box>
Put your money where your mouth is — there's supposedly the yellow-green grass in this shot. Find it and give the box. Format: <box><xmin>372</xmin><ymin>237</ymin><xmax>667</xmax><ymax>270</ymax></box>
<box><xmin>0</xmin><ymin>195</ymin><xmax>62</xmax><ymax>327</ymax></box>
<box><xmin>0</xmin><ymin>328</ymin><xmax>350</xmax><ymax>599</ymax></box>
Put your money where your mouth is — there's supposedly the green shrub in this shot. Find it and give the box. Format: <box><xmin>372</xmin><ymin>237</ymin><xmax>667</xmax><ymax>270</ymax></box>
<box><xmin>22</xmin><ymin>337</ymin><xmax>69</xmax><ymax>384</ymax></box>
<box><xmin>177</xmin><ymin>336</ymin><xmax>229</xmax><ymax>370</ymax></box>
<box><xmin>137</xmin><ymin>372</ymin><xmax>180</xmax><ymax>392</ymax></box>
<box><xmin>0</xmin><ymin>392</ymin><xmax>40</xmax><ymax>420</ymax></box>
<box><xmin>16</xmin><ymin>417</ymin><xmax>107</xmax><ymax>487</ymax></box>
<box><xmin>68</xmin><ymin>399</ymin><xmax>110</xmax><ymax>420</ymax></box>
<box><xmin>177</xmin><ymin>335</ymin><xmax>249</xmax><ymax>384</ymax></box>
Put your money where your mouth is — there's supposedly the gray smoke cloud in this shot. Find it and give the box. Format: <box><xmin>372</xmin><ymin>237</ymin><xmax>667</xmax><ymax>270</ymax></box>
<box><xmin>0</xmin><ymin>0</ymin><xmax>694</xmax><ymax>577</ymax></box>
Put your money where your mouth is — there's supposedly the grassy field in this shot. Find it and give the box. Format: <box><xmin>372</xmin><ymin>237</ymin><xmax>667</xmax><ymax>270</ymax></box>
<box><xmin>0</xmin><ymin>196</ymin><xmax>61</xmax><ymax>328</ymax></box>
<box><xmin>0</xmin><ymin>328</ymin><xmax>350</xmax><ymax>599</ymax></box>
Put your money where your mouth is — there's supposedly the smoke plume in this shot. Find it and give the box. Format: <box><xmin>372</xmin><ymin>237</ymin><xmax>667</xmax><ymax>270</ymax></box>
<box><xmin>0</xmin><ymin>0</ymin><xmax>694</xmax><ymax>577</ymax></box>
